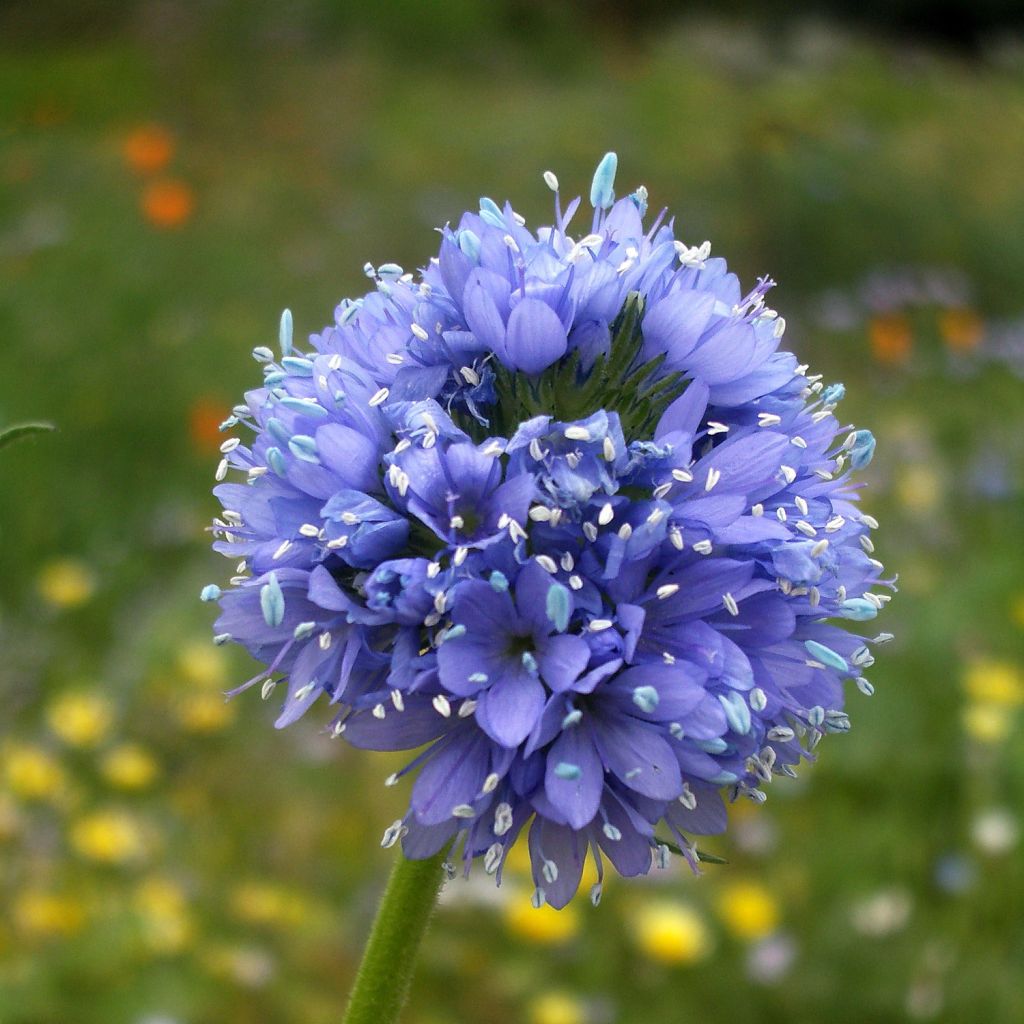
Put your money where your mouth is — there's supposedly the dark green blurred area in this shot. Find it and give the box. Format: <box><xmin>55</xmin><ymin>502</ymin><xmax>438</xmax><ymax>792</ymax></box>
<box><xmin>1</xmin><ymin>5</ymin><xmax>1023</xmax><ymax>1024</ymax></box>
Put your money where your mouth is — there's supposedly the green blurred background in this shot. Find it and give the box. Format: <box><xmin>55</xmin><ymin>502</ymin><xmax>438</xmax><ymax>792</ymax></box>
<box><xmin>2</xmin><ymin>3</ymin><xmax>1023</xmax><ymax>1022</ymax></box>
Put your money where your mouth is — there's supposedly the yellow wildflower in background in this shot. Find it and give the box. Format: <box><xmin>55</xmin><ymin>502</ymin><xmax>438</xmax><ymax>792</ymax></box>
<box><xmin>630</xmin><ymin>901</ymin><xmax>711</xmax><ymax>965</ymax></box>
<box><xmin>178</xmin><ymin>640</ymin><xmax>229</xmax><ymax>689</ymax></box>
<box><xmin>529</xmin><ymin>991</ymin><xmax>586</xmax><ymax>1024</ymax></box>
<box><xmin>36</xmin><ymin>558</ymin><xmax>96</xmax><ymax>609</ymax></box>
<box><xmin>229</xmin><ymin>882</ymin><xmax>310</xmax><ymax>929</ymax></box>
<box><xmin>504</xmin><ymin>894</ymin><xmax>580</xmax><ymax>945</ymax></box>
<box><xmin>3</xmin><ymin>743</ymin><xmax>65</xmax><ymax>801</ymax></box>
<box><xmin>962</xmin><ymin>659</ymin><xmax>1024</xmax><ymax>707</ymax></box>
<box><xmin>13</xmin><ymin>890</ymin><xmax>87</xmax><ymax>937</ymax></box>
<box><xmin>176</xmin><ymin>691</ymin><xmax>235</xmax><ymax>733</ymax></box>
<box><xmin>895</xmin><ymin>464</ymin><xmax>942</xmax><ymax>517</ymax></box>
<box><xmin>963</xmin><ymin>704</ymin><xmax>1014</xmax><ymax>745</ymax></box>
<box><xmin>135</xmin><ymin>877</ymin><xmax>193</xmax><ymax>953</ymax></box>
<box><xmin>46</xmin><ymin>690</ymin><xmax>115</xmax><ymax>748</ymax></box>
<box><xmin>101</xmin><ymin>743</ymin><xmax>159</xmax><ymax>790</ymax></box>
<box><xmin>70</xmin><ymin>808</ymin><xmax>148</xmax><ymax>864</ymax></box>
<box><xmin>716</xmin><ymin>881</ymin><xmax>780</xmax><ymax>941</ymax></box>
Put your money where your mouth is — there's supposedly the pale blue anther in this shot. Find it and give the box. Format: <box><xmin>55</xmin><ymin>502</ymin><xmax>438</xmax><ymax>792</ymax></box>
<box><xmin>458</xmin><ymin>229</ymin><xmax>481</xmax><ymax>261</ymax></box>
<box><xmin>443</xmin><ymin>624</ymin><xmax>467</xmax><ymax>642</ymax></box>
<box><xmin>263</xmin><ymin>371</ymin><xmax>287</xmax><ymax>385</ymax></box>
<box><xmin>553</xmin><ymin>762</ymin><xmax>582</xmax><ymax>781</ymax></box>
<box><xmin>629</xmin><ymin>186</ymin><xmax>648</xmax><ymax>217</ymax></box>
<box><xmin>590</xmin><ymin>152</ymin><xmax>618</xmax><ymax>210</ymax></box>
<box><xmin>293</xmin><ymin>621</ymin><xmax>316</xmax><ymax>640</ymax></box>
<box><xmin>695</xmin><ymin>737</ymin><xmax>729</xmax><ymax>754</ymax></box>
<box><xmin>218</xmin><ymin>416</ymin><xmax>238</xmax><ymax>431</ymax></box>
<box><xmin>804</xmin><ymin>639</ymin><xmax>850</xmax><ymax>673</ymax></box>
<box><xmin>521</xmin><ymin>651</ymin><xmax>539</xmax><ymax>674</ymax></box>
<box><xmin>710</xmin><ymin>770</ymin><xmax>739</xmax><ymax>785</ymax></box>
<box><xmin>260</xmin><ymin>572</ymin><xmax>285</xmax><ymax>628</ymax></box>
<box><xmin>281</xmin><ymin>356</ymin><xmax>315</xmax><ymax>377</ymax></box>
<box><xmin>362</xmin><ymin>262</ymin><xmax>375</xmax><ymax>277</ymax></box>
<box><xmin>252</xmin><ymin>346</ymin><xmax>274</xmax><ymax>362</ymax></box>
<box><xmin>288</xmin><ymin>435</ymin><xmax>320</xmax><ymax>464</ymax></box>
<box><xmin>718</xmin><ymin>691</ymin><xmax>752</xmax><ymax>735</ymax></box>
<box><xmin>561</xmin><ymin>708</ymin><xmax>583</xmax><ymax>728</ymax></box>
<box><xmin>279</xmin><ymin>308</ymin><xmax>293</xmax><ymax>357</ymax></box>
<box><xmin>545</xmin><ymin>582</ymin><xmax>571</xmax><ymax>632</ymax></box>
<box><xmin>848</xmin><ymin>429</ymin><xmax>876</xmax><ymax>470</ymax></box>
<box><xmin>266</xmin><ymin>446</ymin><xmax>287</xmax><ymax>476</ymax></box>
<box><xmin>200</xmin><ymin>584</ymin><xmax>221</xmax><ymax>602</ymax></box>
<box><xmin>632</xmin><ymin>685</ymin><xmax>660</xmax><ymax>714</ymax></box>
<box><xmin>841</xmin><ymin>597</ymin><xmax>878</xmax><ymax>621</ymax></box>
<box><xmin>266</xmin><ymin>418</ymin><xmax>291</xmax><ymax>445</ymax></box>
<box><xmin>478</xmin><ymin>197</ymin><xmax>505</xmax><ymax>228</ymax></box>
<box><xmin>213</xmin><ymin>632</ymin><xmax>231</xmax><ymax>645</ymax></box>
<box><xmin>468</xmin><ymin>672</ymin><xmax>489</xmax><ymax>684</ymax></box>
<box><xmin>821</xmin><ymin>382</ymin><xmax>845</xmax><ymax>405</ymax></box>
<box><xmin>377</xmin><ymin>263</ymin><xmax>404</xmax><ymax>279</ymax></box>
<box><xmin>339</xmin><ymin>301</ymin><xmax>361</xmax><ymax>325</ymax></box>
<box><xmin>278</xmin><ymin>397</ymin><xmax>329</xmax><ymax>419</ymax></box>
<box><xmin>489</xmin><ymin>570</ymin><xmax>509</xmax><ymax>592</ymax></box>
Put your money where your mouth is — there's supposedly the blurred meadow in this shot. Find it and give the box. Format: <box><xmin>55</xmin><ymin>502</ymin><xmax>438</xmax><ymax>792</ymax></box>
<box><xmin>2</xmin><ymin>3</ymin><xmax>1024</xmax><ymax>1022</ymax></box>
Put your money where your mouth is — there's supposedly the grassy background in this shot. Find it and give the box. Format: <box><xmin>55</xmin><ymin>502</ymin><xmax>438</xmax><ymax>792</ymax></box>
<box><xmin>1</xmin><ymin>5</ymin><xmax>1023</xmax><ymax>1023</ymax></box>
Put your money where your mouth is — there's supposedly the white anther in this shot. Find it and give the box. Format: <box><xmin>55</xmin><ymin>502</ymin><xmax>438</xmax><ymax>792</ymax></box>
<box><xmin>723</xmin><ymin>593</ymin><xmax>739</xmax><ymax>616</ymax></box>
<box><xmin>598</xmin><ymin>503</ymin><xmax>614</xmax><ymax>526</ymax></box>
<box><xmin>564</xmin><ymin>425</ymin><xmax>590</xmax><ymax>441</ymax></box>
<box><xmin>369</xmin><ymin>387</ymin><xmax>389</xmax><ymax>407</ymax></box>
<box><xmin>758</xmin><ymin>413</ymin><xmax>782</xmax><ymax>427</ymax></box>
<box><xmin>705</xmin><ymin>468</ymin><xmax>721</xmax><ymax>491</ymax></box>
<box><xmin>589</xmin><ymin>619</ymin><xmax>614</xmax><ymax>632</ymax></box>
<box><xmin>657</xmin><ymin>584</ymin><xmax>679</xmax><ymax>600</ymax></box>
<box><xmin>432</xmin><ymin>694</ymin><xmax>452</xmax><ymax>717</ymax></box>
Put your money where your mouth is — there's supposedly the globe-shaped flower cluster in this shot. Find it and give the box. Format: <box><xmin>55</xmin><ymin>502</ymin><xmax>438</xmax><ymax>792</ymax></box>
<box><xmin>206</xmin><ymin>154</ymin><xmax>893</xmax><ymax>907</ymax></box>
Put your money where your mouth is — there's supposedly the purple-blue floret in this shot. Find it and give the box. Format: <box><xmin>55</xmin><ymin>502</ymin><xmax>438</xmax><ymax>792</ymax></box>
<box><xmin>208</xmin><ymin>155</ymin><xmax>894</xmax><ymax>907</ymax></box>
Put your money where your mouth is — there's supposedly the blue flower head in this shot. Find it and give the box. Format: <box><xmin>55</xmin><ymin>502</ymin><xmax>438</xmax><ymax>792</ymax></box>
<box><xmin>207</xmin><ymin>156</ymin><xmax>894</xmax><ymax>907</ymax></box>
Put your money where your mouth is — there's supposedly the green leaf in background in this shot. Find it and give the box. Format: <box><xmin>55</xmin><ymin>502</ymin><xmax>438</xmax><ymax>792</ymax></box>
<box><xmin>0</xmin><ymin>421</ymin><xmax>55</xmax><ymax>453</ymax></box>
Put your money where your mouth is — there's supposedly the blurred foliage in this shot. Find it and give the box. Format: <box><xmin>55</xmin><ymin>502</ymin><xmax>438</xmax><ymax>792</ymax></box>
<box><xmin>1</xmin><ymin>7</ymin><xmax>1023</xmax><ymax>1024</ymax></box>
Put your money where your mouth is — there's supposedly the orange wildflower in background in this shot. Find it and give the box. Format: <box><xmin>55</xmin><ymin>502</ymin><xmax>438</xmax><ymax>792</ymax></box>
<box><xmin>938</xmin><ymin>308</ymin><xmax>984</xmax><ymax>353</ymax></box>
<box><xmin>189</xmin><ymin>397</ymin><xmax>231</xmax><ymax>454</ymax></box>
<box><xmin>869</xmin><ymin>313</ymin><xmax>912</xmax><ymax>365</ymax></box>
<box><xmin>123</xmin><ymin>124</ymin><xmax>175</xmax><ymax>174</ymax></box>
<box><xmin>142</xmin><ymin>179</ymin><xmax>195</xmax><ymax>229</ymax></box>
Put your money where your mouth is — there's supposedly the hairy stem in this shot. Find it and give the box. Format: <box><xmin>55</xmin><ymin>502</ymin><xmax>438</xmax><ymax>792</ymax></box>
<box><xmin>342</xmin><ymin>850</ymin><xmax>448</xmax><ymax>1024</ymax></box>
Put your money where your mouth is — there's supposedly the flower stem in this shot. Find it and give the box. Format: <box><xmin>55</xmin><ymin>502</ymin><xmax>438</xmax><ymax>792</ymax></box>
<box><xmin>342</xmin><ymin>850</ymin><xmax>448</xmax><ymax>1024</ymax></box>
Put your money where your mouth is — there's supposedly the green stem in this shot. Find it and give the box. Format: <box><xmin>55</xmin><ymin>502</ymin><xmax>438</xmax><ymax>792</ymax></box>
<box><xmin>342</xmin><ymin>850</ymin><xmax>448</xmax><ymax>1024</ymax></box>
